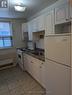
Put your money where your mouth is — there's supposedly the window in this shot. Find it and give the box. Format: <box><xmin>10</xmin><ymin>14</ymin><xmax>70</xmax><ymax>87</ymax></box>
<box><xmin>0</xmin><ymin>22</ymin><xmax>13</xmax><ymax>48</ymax></box>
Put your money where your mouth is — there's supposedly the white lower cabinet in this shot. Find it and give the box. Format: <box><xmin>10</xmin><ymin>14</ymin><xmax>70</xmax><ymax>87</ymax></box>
<box><xmin>24</xmin><ymin>54</ymin><xmax>33</xmax><ymax>74</ymax></box>
<box><xmin>39</xmin><ymin>61</ymin><xmax>46</xmax><ymax>88</ymax></box>
<box><xmin>45</xmin><ymin>59</ymin><xmax>70</xmax><ymax>95</ymax></box>
<box><xmin>24</xmin><ymin>54</ymin><xmax>46</xmax><ymax>88</ymax></box>
<box><xmin>32</xmin><ymin>58</ymin><xmax>46</xmax><ymax>88</ymax></box>
<box><xmin>24</xmin><ymin>54</ymin><xmax>30</xmax><ymax>72</ymax></box>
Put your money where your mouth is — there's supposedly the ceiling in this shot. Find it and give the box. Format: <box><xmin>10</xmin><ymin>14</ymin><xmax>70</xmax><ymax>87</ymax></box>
<box><xmin>0</xmin><ymin>0</ymin><xmax>57</xmax><ymax>19</ymax></box>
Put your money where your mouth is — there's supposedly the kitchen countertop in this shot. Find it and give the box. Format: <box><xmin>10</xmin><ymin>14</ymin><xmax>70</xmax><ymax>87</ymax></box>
<box><xmin>24</xmin><ymin>49</ymin><xmax>45</xmax><ymax>62</ymax></box>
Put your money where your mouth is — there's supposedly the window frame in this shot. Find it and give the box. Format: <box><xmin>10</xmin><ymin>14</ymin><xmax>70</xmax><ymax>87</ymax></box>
<box><xmin>0</xmin><ymin>21</ymin><xmax>13</xmax><ymax>49</ymax></box>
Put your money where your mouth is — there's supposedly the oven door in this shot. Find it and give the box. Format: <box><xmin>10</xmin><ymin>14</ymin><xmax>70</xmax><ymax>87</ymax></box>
<box><xmin>17</xmin><ymin>50</ymin><xmax>24</xmax><ymax>70</ymax></box>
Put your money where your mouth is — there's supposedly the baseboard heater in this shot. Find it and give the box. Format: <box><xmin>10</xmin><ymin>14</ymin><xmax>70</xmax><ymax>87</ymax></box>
<box><xmin>0</xmin><ymin>59</ymin><xmax>15</xmax><ymax>70</ymax></box>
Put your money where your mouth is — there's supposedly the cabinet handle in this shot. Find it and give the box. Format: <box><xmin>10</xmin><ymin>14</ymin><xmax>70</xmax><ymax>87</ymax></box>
<box><xmin>40</xmin><ymin>66</ymin><xmax>42</xmax><ymax>68</ymax></box>
<box><xmin>66</xmin><ymin>19</ymin><xmax>69</xmax><ymax>21</ymax></box>
<box><xmin>31</xmin><ymin>61</ymin><xmax>33</xmax><ymax>63</ymax></box>
<box><xmin>41</xmin><ymin>63</ymin><xmax>44</xmax><ymax>64</ymax></box>
<box><xmin>62</xmin><ymin>38</ymin><xmax>67</xmax><ymax>41</ymax></box>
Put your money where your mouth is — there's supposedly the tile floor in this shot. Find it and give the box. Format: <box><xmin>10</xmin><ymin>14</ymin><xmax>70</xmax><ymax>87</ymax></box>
<box><xmin>0</xmin><ymin>66</ymin><xmax>46</xmax><ymax>95</ymax></box>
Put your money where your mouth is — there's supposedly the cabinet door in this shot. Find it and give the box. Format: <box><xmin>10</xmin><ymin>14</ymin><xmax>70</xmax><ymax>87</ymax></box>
<box><xmin>22</xmin><ymin>23</ymin><xmax>28</xmax><ymax>41</ymax></box>
<box><xmin>22</xmin><ymin>23</ymin><xmax>27</xmax><ymax>33</ymax></box>
<box><xmin>45</xmin><ymin>35</ymin><xmax>71</xmax><ymax>66</ymax></box>
<box><xmin>32</xmin><ymin>58</ymin><xmax>41</xmax><ymax>82</ymax></box>
<box><xmin>32</xmin><ymin>18</ymin><xmax>38</xmax><ymax>32</ymax></box>
<box><xmin>69</xmin><ymin>0</ymin><xmax>72</xmax><ymax>20</ymax></box>
<box><xmin>39</xmin><ymin>61</ymin><xmax>46</xmax><ymax>88</ymax></box>
<box><xmin>28</xmin><ymin>21</ymin><xmax>33</xmax><ymax>41</ymax></box>
<box><xmin>24</xmin><ymin>54</ymin><xmax>46</xmax><ymax>88</ymax></box>
<box><xmin>55</xmin><ymin>3</ymin><xmax>69</xmax><ymax>24</ymax></box>
<box><xmin>33</xmin><ymin>58</ymin><xmax>46</xmax><ymax>88</ymax></box>
<box><xmin>45</xmin><ymin>60</ymin><xmax>70</xmax><ymax>95</ymax></box>
<box><xmin>45</xmin><ymin>10</ymin><xmax>55</xmax><ymax>36</ymax></box>
<box><xmin>24</xmin><ymin>54</ymin><xmax>30</xmax><ymax>72</ymax></box>
<box><xmin>24</xmin><ymin>54</ymin><xmax>32</xmax><ymax>73</ymax></box>
<box><xmin>37</xmin><ymin>15</ymin><xmax>45</xmax><ymax>31</ymax></box>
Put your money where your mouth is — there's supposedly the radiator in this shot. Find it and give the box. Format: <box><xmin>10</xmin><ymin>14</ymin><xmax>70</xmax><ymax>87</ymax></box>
<box><xmin>0</xmin><ymin>58</ymin><xmax>17</xmax><ymax>70</ymax></box>
<box><xmin>0</xmin><ymin>52</ymin><xmax>17</xmax><ymax>70</ymax></box>
<box><xmin>0</xmin><ymin>59</ymin><xmax>13</xmax><ymax>65</ymax></box>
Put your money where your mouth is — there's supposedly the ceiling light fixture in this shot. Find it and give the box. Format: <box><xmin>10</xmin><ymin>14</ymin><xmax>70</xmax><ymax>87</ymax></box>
<box><xmin>14</xmin><ymin>3</ymin><xmax>26</xmax><ymax>12</ymax></box>
<box><xmin>0</xmin><ymin>0</ymin><xmax>7</xmax><ymax>8</ymax></box>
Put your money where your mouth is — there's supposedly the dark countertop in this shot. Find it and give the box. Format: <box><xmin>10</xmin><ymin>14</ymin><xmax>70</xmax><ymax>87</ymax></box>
<box><xmin>24</xmin><ymin>49</ymin><xmax>45</xmax><ymax>62</ymax></box>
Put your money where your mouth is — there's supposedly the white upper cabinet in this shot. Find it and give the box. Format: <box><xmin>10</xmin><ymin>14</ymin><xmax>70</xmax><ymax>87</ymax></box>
<box><xmin>37</xmin><ymin>14</ymin><xmax>45</xmax><ymax>31</ymax></box>
<box><xmin>22</xmin><ymin>23</ymin><xmax>28</xmax><ymax>41</ymax></box>
<box><xmin>57</xmin><ymin>0</ymin><xmax>68</xmax><ymax>4</ymax></box>
<box><xmin>31</xmin><ymin>18</ymin><xmax>38</xmax><ymax>32</ymax></box>
<box><xmin>45</xmin><ymin>10</ymin><xmax>55</xmax><ymax>36</ymax></box>
<box><xmin>55</xmin><ymin>0</ymin><xmax>72</xmax><ymax>24</ymax></box>
<box><xmin>31</xmin><ymin>15</ymin><xmax>45</xmax><ymax>32</ymax></box>
<box><xmin>28</xmin><ymin>21</ymin><xmax>33</xmax><ymax>41</ymax></box>
<box><xmin>22</xmin><ymin>23</ymin><xmax>28</xmax><ymax>32</ymax></box>
<box><xmin>69</xmin><ymin>0</ymin><xmax>72</xmax><ymax>20</ymax></box>
<box><xmin>55</xmin><ymin>3</ymin><xmax>69</xmax><ymax>24</ymax></box>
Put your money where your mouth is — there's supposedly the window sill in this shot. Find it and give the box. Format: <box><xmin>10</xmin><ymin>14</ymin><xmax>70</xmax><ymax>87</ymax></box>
<box><xmin>0</xmin><ymin>47</ymin><xmax>14</xmax><ymax>50</ymax></box>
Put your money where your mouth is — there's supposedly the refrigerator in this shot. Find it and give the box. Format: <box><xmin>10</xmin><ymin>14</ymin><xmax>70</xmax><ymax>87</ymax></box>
<box><xmin>44</xmin><ymin>34</ymin><xmax>71</xmax><ymax>95</ymax></box>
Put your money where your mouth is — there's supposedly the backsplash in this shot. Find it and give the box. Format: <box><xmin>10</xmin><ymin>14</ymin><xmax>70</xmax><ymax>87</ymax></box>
<box><xmin>27</xmin><ymin>41</ymin><xmax>34</xmax><ymax>50</ymax></box>
<box><xmin>36</xmin><ymin>38</ymin><xmax>44</xmax><ymax>49</ymax></box>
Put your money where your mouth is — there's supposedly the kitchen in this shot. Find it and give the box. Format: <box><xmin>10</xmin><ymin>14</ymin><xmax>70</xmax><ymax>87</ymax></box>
<box><xmin>0</xmin><ymin>0</ymin><xmax>72</xmax><ymax>95</ymax></box>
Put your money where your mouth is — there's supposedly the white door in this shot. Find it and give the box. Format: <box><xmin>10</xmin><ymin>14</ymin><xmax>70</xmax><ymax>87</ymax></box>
<box><xmin>45</xmin><ymin>10</ymin><xmax>55</xmax><ymax>36</ymax></box>
<box><xmin>45</xmin><ymin>59</ymin><xmax>70</xmax><ymax>95</ymax></box>
<box><xmin>45</xmin><ymin>35</ymin><xmax>71</xmax><ymax>66</ymax></box>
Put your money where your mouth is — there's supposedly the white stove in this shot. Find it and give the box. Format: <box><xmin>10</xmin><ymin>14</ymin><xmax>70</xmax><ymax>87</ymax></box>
<box><xmin>17</xmin><ymin>49</ymin><xmax>25</xmax><ymax>71</ymax></box>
